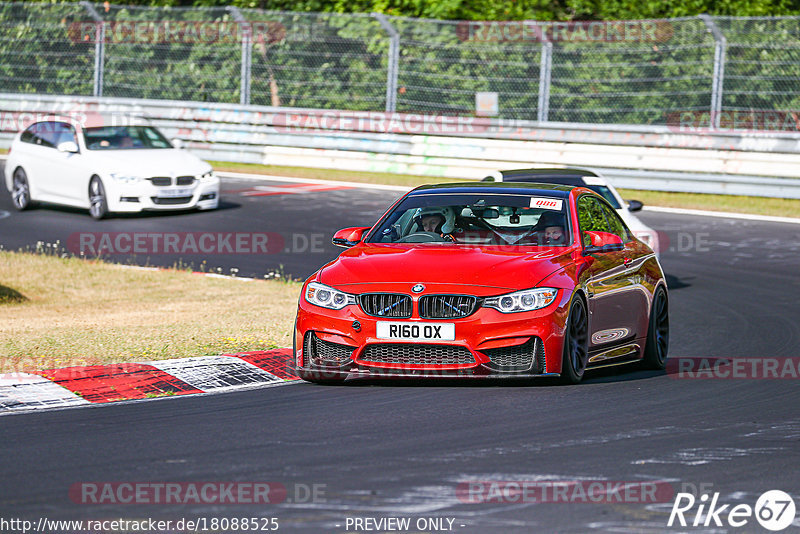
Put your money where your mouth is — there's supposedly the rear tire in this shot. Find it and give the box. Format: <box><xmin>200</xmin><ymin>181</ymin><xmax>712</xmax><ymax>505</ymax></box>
<box><xmin>560</xmin><ymin>296</ymin><xmax>589</xmax><ymax>384</ymax></box>
<box><xmin>641</xmin><ymin>286</ymin><xmax>669</xmax><ymax>370</ymax></box>
<box><xmin>11</xmin><ymin>167</ymin><xmax>32</xmax><ymax>211</ymax></box>
<box><xmin>89</xmin><ymin>176</ymin><xmax>108</xmax><ymax>220</ymax></box>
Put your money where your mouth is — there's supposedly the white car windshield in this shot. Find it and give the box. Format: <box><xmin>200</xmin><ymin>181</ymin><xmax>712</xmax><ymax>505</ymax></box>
<box><xmin>369</xmin><ymin>193</ymin><xmax>570</xmax><ymax>246</ymax></box>
<box><xmin>83</xmin><ymin>126</ymin><xmax>172</xmax><ymax>150</ymax></box>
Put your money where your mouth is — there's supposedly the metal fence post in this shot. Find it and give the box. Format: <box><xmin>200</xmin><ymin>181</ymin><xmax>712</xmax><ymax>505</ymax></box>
<box><xmin>81</xmin><ymin>1</ymin><xmax>104</xmax><ymax>97</ymax></box>
<box><xmin>373</xmin><ymin>13</ymin><xmax>399</xmax><ymax>113</ymax></box>
<box><xmin>537</xmin><ymin>41</ymin><xmax>553</xmax><ymax>123</ymax></box>
<box><xmin>228</xmin><ymin>7</ymin><xmax>251</xmax><ymax>106</ymax></box>
<box><xmin>700</xmin><ymin>14</ymin><xmax>726</xmax><ymax>129</ymax></box>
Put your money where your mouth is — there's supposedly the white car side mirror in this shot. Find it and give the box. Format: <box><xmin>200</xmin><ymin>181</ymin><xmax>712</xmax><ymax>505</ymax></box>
<box><xmin>57</xmin><ymin>141</ymin><xmax>79</xmax><ymax>153</ymax></box>
<box><xmin>171</xmin><ymin>138</ymin><xmax>184</xmax><ymax>149</ymax></box>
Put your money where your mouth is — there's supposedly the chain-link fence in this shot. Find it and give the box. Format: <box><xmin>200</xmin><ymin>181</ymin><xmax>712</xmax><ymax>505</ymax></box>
<box><xmin>1</xmin><ymin>2</ymin><xmax>799</xmax><ymax>126</ymax></box>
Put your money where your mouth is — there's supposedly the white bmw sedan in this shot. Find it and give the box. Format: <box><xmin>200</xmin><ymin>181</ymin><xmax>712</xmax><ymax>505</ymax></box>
<box><xmin>484</xmin><ymin>167</ymin><xmax>661</xmax><ymax>256</ymax></box>
<box><xmin>4</xmin><ymin>116</ymin><xmax>219</xmax><ymax>219</ymax></box>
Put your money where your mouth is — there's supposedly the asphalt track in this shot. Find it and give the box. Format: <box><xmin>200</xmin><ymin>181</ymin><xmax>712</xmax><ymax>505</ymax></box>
<box><xmin>0</xmin><ymin>163</ymin><xmax>401</xmax><ymax>280</ymax></box>
<box><xmin>1</xmin><ymin>162</ymin><xmax>800</xmax><ymax>532</ymax></box>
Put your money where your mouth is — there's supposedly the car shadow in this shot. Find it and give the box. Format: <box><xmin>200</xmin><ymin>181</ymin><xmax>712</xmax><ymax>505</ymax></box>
<box><xmin>665</xmin><ymin>273</ymin><xmax>692</xmax><ymax>291</ymax></box>
<box><xmin>325</xmin><ymin>364</ymin><xmax>665</xmax><ymax>388</ymax></box>
<box><xmin>0</xmin><ymin>284</ymin><xmax>27</xmax><ymax>304</ymax></box>
<box><xmin>21</xmin><ymin>199</ymin><xmax>240</xmax><ymax>220</ymax></box>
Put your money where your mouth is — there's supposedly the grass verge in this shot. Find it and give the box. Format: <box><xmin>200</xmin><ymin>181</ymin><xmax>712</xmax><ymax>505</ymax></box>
<box><xmin>212</xmin><ymin>161</ymin><xmax>800</xmax><ymax>219</ymax></box>
<box><xmin>617</xmin><ymin>189</ymin><xmax>800</xmax><ymax>219</ymax></box>
<box><xmin>0</xmin><ymin>250</ymin><xmax>300</xmax><ymax>372</ymax></box>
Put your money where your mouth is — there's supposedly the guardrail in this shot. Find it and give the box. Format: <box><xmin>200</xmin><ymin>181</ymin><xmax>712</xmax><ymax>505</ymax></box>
<box><xmin>2</xmin><ymin>92</ymin><xmax>800</xmax><ymax>199</ymax></box>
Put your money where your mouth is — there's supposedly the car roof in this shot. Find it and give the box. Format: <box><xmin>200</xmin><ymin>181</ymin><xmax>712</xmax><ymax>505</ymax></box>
<box><xmin>487</xmin><ymin>168</ymin><xmax>603</xmax><ymax>186</ymax></box>
<box><xmin>410</xmin><ymin>181</ymin><xmax>575</xmax><ymax>199</ymax></box>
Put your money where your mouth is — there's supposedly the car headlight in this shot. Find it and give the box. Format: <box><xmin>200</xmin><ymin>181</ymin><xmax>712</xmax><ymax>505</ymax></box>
<box><xmin>199</xmin><ymin>170</ymin><xmax>215</xmax><ymax>181</ymax></box>
<box><xmin>635</xmin><ymin>231</ymin><xmax>652</xmax><ymax>247</ymax></box>
<box><xmin>304</xmin><ymin>282</ymin><xmax>356</xmax><ymax>310</ymax></box>
<box><xmin>634</xmin><ymin>231</ymin><xmax>659</xmax><ymax>254</ymax></box>
<box><xmin>110</xmin><ymin>173</ymin><xmax>141</xmax><ymax>184</ymax></box>
<box><xmin>483</xmin><ymin>287</ymin><xmax>558</xmax><ymax>313</ymax></box>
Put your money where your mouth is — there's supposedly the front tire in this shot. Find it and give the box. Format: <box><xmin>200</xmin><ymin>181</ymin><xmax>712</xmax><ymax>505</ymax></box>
<box><xmin>11</xmin><ymin>167</ymin><xmax>32</xmax><ymax>211</ymax></box>
<box><xmin>560</xmin><ymin>295</ymin><xmax>589</xmax><ymax>384</ymax></box>
<box><xmin>641</xmin><ymin>286</ymin><xmax>669</xmax><ymax>370</ymax></box>
<box><xmin>88</xmin><ymin>176</ymin><xmax>108</xmax><ymax>220</ymax></box>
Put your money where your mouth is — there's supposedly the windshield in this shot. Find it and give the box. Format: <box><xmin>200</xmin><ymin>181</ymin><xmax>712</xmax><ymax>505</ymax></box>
<box><xmin>368</xmin><ymin>192</ymin><xmax>571</xmax><ymax>246</ymax></box>
<box><xmin>83</xmin><ymin>126</ymin><xmax>172</xmax><ymax>150</ymax></box>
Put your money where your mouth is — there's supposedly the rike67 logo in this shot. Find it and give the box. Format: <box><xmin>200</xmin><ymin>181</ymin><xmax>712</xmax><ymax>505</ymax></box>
<box><xmin>669</xmin><ymin>490</ymin><xmax>796</xmax><ymax>531</ymax></box>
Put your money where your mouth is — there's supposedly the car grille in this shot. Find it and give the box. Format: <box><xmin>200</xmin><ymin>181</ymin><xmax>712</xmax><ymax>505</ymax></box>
<box><xmin>152</xmin><ymin>196</ymin><xmax>193</xmax><ymax>205</ymax></box>
<box><xmin>481</xmin><ymin>338</ymin><xmax>545</xmax><ymax>373</ymax></box>
<box><xmin>176</xmin><ymin>176</ymin><xmax>196</xmax><ymax>186</ymax></box>
<box><xmin>419</xmin><ymin>295</ymin><xmax>478</xmax><ymax>319</ymax></box>
<box><xmin>304</xmin><ymin>332</ymin><xmax>354</xmax><ymax>367</ymax></box>
<box><xmin>360</xmin><ymin>344</ymin><xmax>475</xmax><ymax>366</ymax></box>
<box><xmin>148</xmin><ymin>177</ymin><xmax>171</xmax><ymax>186</ymax></box>
<box><xmin>359</xmin><ymin>293</ymin><xmax>412</xmax><ymax>318</ymax></box>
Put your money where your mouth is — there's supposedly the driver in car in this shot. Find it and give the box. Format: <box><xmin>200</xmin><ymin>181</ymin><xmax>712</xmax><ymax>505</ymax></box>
<box><xmin>544</xmin><ymin>224</ymin><xmax>565</xmax><ymax>245</ymax></box>
<box><xmin>536</xmin><ymin>211</ymin><xmax>567</xmax><ymax>245</ymax></box>
<box><xmin>413</xmin><ymin>207</ymin><xmax>456</xmax><ymax>241</ymax></box>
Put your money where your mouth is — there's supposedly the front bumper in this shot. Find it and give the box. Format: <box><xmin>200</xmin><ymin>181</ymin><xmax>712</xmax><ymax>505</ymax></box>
<box><xmin>106</xmin><ymin>177</ymin><xmax>220</xmax><ymax>213</ymax></box>
<box><xmin>295</xmin><ymin>289</ymin><xmax>574</xmax><ymax>380</ymax></box>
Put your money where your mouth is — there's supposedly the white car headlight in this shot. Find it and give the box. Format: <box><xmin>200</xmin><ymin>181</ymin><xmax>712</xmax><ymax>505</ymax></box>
<box><xmin>110</xmin><ymin>173</ymin><xmax>141</xmax><ymax>184</ymax></box>
<box><xmin>483</xmin><ymin>288</ymin><xmax>558</xmax><ymax>313</ymax></box>
<box><xmin>304</xmin><ymin>282</ymin><xmax>356</xmax><ymax>310</ymax></box>
<box><xmin>635</xmin><ymin>231</ymin><xmax>653</xmax><ymax>247</ymax></box>
<box><xmin>199</xmin><ymin>170</ymin><xmax>215</xmax><ymax>181</ymax></box>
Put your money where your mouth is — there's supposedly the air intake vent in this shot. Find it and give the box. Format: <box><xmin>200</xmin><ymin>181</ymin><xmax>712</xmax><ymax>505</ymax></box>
<box><xmin>360</xmin><ymin>344</ymin><xmax>474</xmax><ymax>366</ymax></box>
<box><xmin>481</xmin><ymin>338</ymin><xmax>545</xmax><ymax>373</ymax></box>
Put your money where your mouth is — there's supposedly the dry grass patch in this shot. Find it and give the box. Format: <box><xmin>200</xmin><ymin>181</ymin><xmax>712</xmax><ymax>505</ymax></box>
<box><xmin>0</xmin><ymin>251</ymin><xmax>301</xmax><ymax>372</ymax></box>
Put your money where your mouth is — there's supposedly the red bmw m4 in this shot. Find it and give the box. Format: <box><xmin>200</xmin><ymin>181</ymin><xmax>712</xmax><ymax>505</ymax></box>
<box><xmin>295</xmin><ymin>182</ymin><xmax>669</xmax><ymax>384</ymax></box>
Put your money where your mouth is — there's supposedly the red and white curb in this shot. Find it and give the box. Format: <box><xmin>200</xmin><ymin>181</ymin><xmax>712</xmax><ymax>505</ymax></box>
<box><xmin>0</xmin><ymin>349</ymin><xmax>298</xmax><ymax>414</ymax></box>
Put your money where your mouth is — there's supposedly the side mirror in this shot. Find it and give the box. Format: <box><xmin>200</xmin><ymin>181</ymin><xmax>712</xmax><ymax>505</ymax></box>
<box><xmin>57</xmin><ymin>141</ymin><xmax>79</xmax><ymax>153</ymax></box>
<box><xmin>627</xmin><ymin>199</ymin><xmax>643</xmax><ymax>212</ymax></box>
<box><xmin>332</xmin><ymin>226</ymin><xmax>370</xmax><ymax>248</ymax></box>
<box><xmin>582</xmin><ymin>231</ymin><xmax>624</xmax><ymax>255</ymax></box>
<box><xmin>171</xmin><ymin>138</ymin><xmax>184</xmax><ymax>149</ymax></box>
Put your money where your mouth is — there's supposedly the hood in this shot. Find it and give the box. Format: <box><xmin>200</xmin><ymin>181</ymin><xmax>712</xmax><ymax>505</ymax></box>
<box><xmin>83</xmin><ymin>148</ymin><xmax>211</xmax><ymax>177</ymax></box>
<box><xmin>318</xmin><ymin>244</ymin><xmax>575</xmax><ymax>296</ymax></box>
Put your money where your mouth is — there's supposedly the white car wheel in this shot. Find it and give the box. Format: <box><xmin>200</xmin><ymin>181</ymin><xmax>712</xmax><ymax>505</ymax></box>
<box><xmin>11</xmin><ymin>167</ymin><xmax>32</xmax><ymax>211</ymax></box>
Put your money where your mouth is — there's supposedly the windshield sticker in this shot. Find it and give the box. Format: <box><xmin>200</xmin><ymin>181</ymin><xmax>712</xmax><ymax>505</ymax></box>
<box><xmin>530</xmin><ymin>198</ymin><xmax>563</xmax><ymax>210</ymax></box>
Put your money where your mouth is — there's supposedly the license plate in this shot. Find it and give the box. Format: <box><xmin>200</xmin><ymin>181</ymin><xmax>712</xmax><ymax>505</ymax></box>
<box><xmin>158</xmin><ymin>188</ymin><xmax>193</xmax><ymax>198</ymax></box>
<box><xmin>376</xmin><ymin>322</ymin><xmax>455</xmax><ymax>341</ymax></box>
